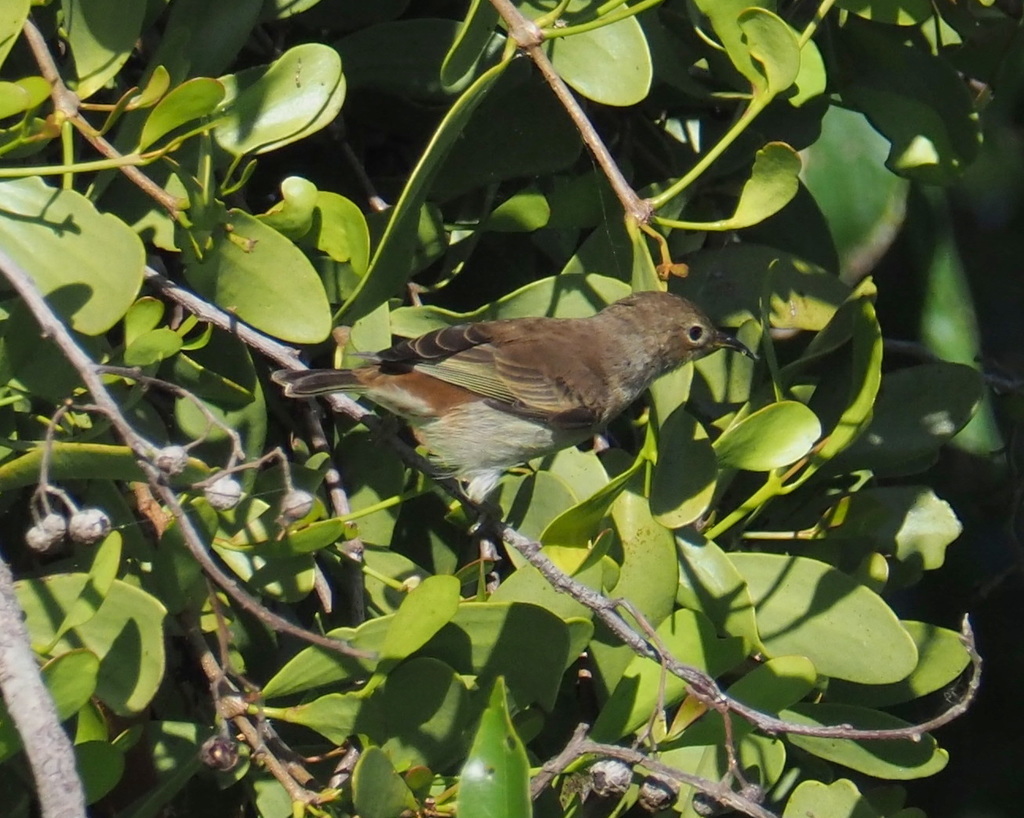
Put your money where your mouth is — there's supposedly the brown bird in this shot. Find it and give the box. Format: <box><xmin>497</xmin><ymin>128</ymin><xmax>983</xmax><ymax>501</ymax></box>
<box><xmin>272</xmin><ymin>291</ymin><xmax>754</xmax><ymax>502</ymax></box>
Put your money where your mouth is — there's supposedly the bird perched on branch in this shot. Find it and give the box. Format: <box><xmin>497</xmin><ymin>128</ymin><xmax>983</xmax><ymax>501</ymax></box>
<box><xmin>273</xmin><ymin>290</ymin><xmax>754</xmax><ymax>502</ymax></box>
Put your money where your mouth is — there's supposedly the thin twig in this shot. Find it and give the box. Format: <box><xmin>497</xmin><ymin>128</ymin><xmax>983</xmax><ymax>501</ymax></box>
<box><xmin>488</xmin><ymin>0</ymin><xmax>651</xmax><ymax>224</ymax></box>
<box><xmin>22</xmin><ymin>18</ymin><xmax>183</xmax><ymax>216</ymax></box>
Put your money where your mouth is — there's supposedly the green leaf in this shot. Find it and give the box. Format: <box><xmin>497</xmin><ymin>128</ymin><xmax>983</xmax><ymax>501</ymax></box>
<box><xmin>484</xmin><ymin>187</ymin><xmax>551</xmax><ymax>232</ymax></box>
<box><xmin>591</xmin><ymin>609</ymin><xmax>745</xmax><ymax>742</ymax></box>
<box><xmin>184</xmin><ymin>209</ymin><xmax>331</xmax><ymax>343</ymax></box>
<box><xmin>825</xmin><ymin>486</ymin><xmax>962</xmax><ymax>572</ymax></box>
<box><xmin>0</xmin><ymin>0</ymin><xmax>29</xmax><ymax>71</ymax></box>
<box><xmin>835</xmin><ymin>363</ymin><xmax>981</xmax><ymax>475</ymax></box>
<box><xmin>458</xmin><ymin>679</ymin><xmax>531</xmax><ymax>818</ymax></box>
<box><xmin>65</xmin><ymin>0</ymin><xmax>146</xmax><ymax>100</ymax></box>
<box><xmin>800</xmin><ymin>106</ymin><xmax>909</xmax><ymax>276</ymax></box>
<box><xmin>673</xmin><ymin>244</ymin><xmax>849</xmax><ymax>331</ymax></box>
<box><xmin>784</xmin><ymin>779</ymin><xmax>882</xmax><ymax>818</ymax></box>
<box><xmin>124</xmin><ymin>328</ymin><xmax>184</xmax><ymax>366</ymax></box>
<box><xmin>714</xmin><ymin>401</ymin><xmax>821</xmax><ymax>471</ymax></box>
<box><xmin>783</xmin><ymin>703</ymin><xmax>948</xmax><ymax>779</ymax></box>
<box><xmin>827</xmin><ymin>621</ymin><xmax>971</xmax><ymax>707</ymax></box>
<box><xmin>338</xmin><ymin>60</ymin><xmax>508</xmax><ymax>322</ymax></box>
<box><xmin>729</xmin><ymin>553</ymin><xmax>918</xmax><ymax>684</ymax></box>
<box><xmin>352</xmin><ymin>748</ymin><xmax>419</xmax><ymax>818</ymax></box>
<box><xmin>0</xmin><ymin>649</ymin><xmax>100</xmax><ymax>762</ymax></box>
<box><xmin>788</xmin><ymin>38</ymin><xmax>826</xmax><ymax>107</ymax></box>
<box><xmin>835</xmin><ymin>0</ymin><xmax>934</xmax><ymax>26</ymax></box>
<box><xmin>377</xmin><ymin>575</ymin><xmax>461</xmax><ymax>669</ymax></box>
<box><xmin>590</xmin><ymin>482</ymin><xmax>679</xmax><ymax>696</ymax></box>
<box><xmin>651</xmin><ymin>408</ymin><xmax>717</xmax><ymax>528</ymax></box>
<box><xmin>16</xmin><ymin>574</ymin><xmax>167</xmax><ymax>715</ymax></box>
<box><xmin>676</xmin><ymin>532</ymin><xmax>762</xmax><ymax>653</ymax></box>
<box><xmin>548</xmin><ymin>13</ymin><xmax>652</xmax><ymax>106</ymax></box>
<box><xmin>137</xmin><ymin>77</ymin><xmax>225</xmax><ymax>151</ymax></box>
<box><xmin>736</xmin><ymin>8</ymin><xmax>801</xmax><ymax>97</ymax></box>
<box><xmin>49</xmin><ymin>532</ymin><xmax>123</xmax><ymax>645</ymax></box>
<box><xmin>214</xmin><ymin>43</ymin><xmax>346</xmax><ymax>155</ymax></box>
<box><xmin>0</xmin><ymin>442</ymin><xmax>208</xmax><ymax>492</ymax></box>
<box><xmin>257</xmin><ymin>176</ymin><xmax>318</xmax><ymax>238</ymax></box>
<box><xmin>77</xmin><ymin>740</ymin><xmax>126</xmax><ymax>804</ymax></box>
<box><xmin>380</xmin><ymin>657</ymin><xmax>474</xmax><ymax>770</ymax></box>
<box><xmin>542</xmin><ymin>453</ymin><xmax>642</xmax><ymax>547</ymax></box>
<box><xmin>0</xmin><ymin>178</ymin><xmax>145</xmax><ymax>334</ymax></box>
<box><xmin>441</xmin><ymin>0</ymin><xmax>502</xmax><ymax>90</ymax></box>
<box><xmin>308</xmin><ymin>191</ymin><xmax>371</xmax><ymax>272</ymax></box>
<box><xmin>836</xmin><ymin>20</ymin><xmax>980</xmax><ymax>184</ymax></box>
<box><xmin>390</xmin><ymin>273</ymin><xmax>630</xmax><ymax>337</ymax></box>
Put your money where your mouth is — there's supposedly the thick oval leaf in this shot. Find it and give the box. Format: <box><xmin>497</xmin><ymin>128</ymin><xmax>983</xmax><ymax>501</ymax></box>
<box><xmin>138</xmin><ymin>77</ymin><xmax>225</xmax><ymax>151</ymax></box>
<box><xmin>77</xmin><ymin>740</ymin><xmax>126</xmax><ymax>805</ymax></box>
<box><xmin>65</xmin><ymin>0</ymin><xmax>146</xmax><ymax>99</ymax></box>
<box><xmin>16</xmin><ymin>574</ymin><xmax>167</xmax><ymax>715</ymax></box>
<box><xmin>673</xmin><ymin>244</ymin><xmax>849</xmax><ymax>331</ymax></box>
<box><xmin>730</xmin><ymin>553</ymin><xmax>918</xmax><ymax>684</ymax></box>
<box><xmin>591</xmin><ymin>609</ymin><xmax>745</xmax><ymax>742</ymax></box>
<box><xmin>836</xmin><ymin>21</ymin><xmax>980</xmax><ymax>184</ymax></box>
<box><xmin>257</xmin><ymin>176</ymin><xmax>318</xmax><ymax>238</ymax></box>
<box><xmin>835</xmin><ymin>363</ymin><xmax>981</xmax><ymax>474</ymax></box>
<box><xmin>782</xmin><ymin>703</ymin><xmax>948</xmax><ymax>779</ymax></box>
<box><xmin>714</xmin><ymin>401</ymin><xmax>821</xmax><ymax>471</ymax></box>
<box><xmin>183</xmin><ymin>209</ymin><xmax>331</xmax><ymax>343</ymax></box>
<box><xmin>214</xmin><ymin>43</ymin><xmax>346</xmax><ymax>155</ymax></box>
<box><xmin>0</xmin><ymin>0</ymin><xmax>29</xmax><ymax>71</ymax></box>
<box><xmin>651</xmin><ymin>408</ymin><xmax>717</xmax><ymax>528</ymax></box>
<box><xmin>836</xmin><ymin>0</ymin><xmax>933</xmax><ymax>26</ymax></box>
<box><xmin>826</xmin><ymin>621</ymin><xmax>971</xmax><ymax>707</ymax></box>
<box><xmin>737</xmin><ymin>8</ymin><xmax>801</xmax><ymax>97</ymax></box>
<box><xmin>458</xmin><ymin>679</ymin><xmax>531</xmax><ymax>818</ymax></box>
<box><xmin>676</xmin><ymin>532</ymin><xmax>762</xmax><ymax>653</ymax></box>
<box><xmin>377</xmin><ymin>574</ymin><xmax>461</xmax><ymax>668</ymax></box>
<box><xmin>352</xmin><ymin>748</ymin><xmax>419</xmax><ymax>818</ymax></box>
<box><xmin>441</xmin><ymin>0</ymin><xmax>502</xmax><ymax>90</ymax></box>
<box><xmin>784</xmin><ymin>779</ymin><xmax>882</xmax><ymax>818</ymax></box>
<box><xmin>548</xmin><ymin>14</ymin><xmax>652</xmax><ymax>106</ymax></box>
<box><xmin>0</xmin><ymin>178</ymin><xmax>145</xmax><ymax>334</ymax></box>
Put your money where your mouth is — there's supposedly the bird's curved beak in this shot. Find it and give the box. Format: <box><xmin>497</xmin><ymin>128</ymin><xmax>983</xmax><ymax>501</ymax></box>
<box><xmin>714</xmin><ymin>330</ymin><xmax>758</xmax><ymax>360</ymax></box>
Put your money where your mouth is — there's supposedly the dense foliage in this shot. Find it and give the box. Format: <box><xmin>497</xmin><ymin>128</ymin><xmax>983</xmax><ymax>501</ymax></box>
<box><xmin>0</xmin><ymin>1</ymin><xmax>1013</xmax><ymax>817</ymax></box>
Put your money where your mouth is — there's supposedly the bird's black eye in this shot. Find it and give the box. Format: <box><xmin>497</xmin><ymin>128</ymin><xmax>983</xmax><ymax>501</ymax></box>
<box><xmin>688</xmin><ymin>325</ymin><xmax>705</xmax><ymax>343</ymax></box>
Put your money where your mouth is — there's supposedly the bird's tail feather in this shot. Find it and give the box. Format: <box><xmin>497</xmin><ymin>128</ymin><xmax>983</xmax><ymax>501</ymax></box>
<box><xmin>271</xmin><ymin>368</ymin><xmax>365</xmax><ymax>397</ymax></box>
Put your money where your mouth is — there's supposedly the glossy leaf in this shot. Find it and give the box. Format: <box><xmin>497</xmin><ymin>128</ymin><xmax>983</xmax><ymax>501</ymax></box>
<box><xmin>827</xmin><ymin>621</ymin><xmax>971</xmax><ymax>707</ymax></box>
<box><xmin>77</xmin><ymin>740</ymin><xmax>126</xmax><ymax>804</ymax></box>
<box><xmin>65</xmin><ymin>0</ymin><xmax>146</xmax><ymax>100</ymax></box>
<box><xmin>736</xmin><ymin>8</ymin><xmax>801</xmax><ymax>97</ymax></box>
<box><xmin>714</xmin><ymin>401</ymin><xmax>821</xmax><ymax>471</ymax></box>
<box><xmin>676</xmin><ymin>532</ymin><xmax>762</xmax><ymax>653</ymax></box>
<box><xmin>0</xmin><ymin>0</ymin><xmax>29</xmax><ymax>71</ymax></box>
<box><xmin>0</xmin><ymin>178</ymin><xmax>145</xmax><ymax>334</ymax></box>
<box><xmin>836</xmin><ymin>0</ymin><xmax>933</xmax><ymax>26</ymax></box>
<box><xmin>784</xmin><ymin>779</ymin><xmax>882</xmax><ymax>818</ymax></box>
<box><xmin>458</xmin><ymin>679</ymin><xmax>531</xmax><ymax>818</ymax></box>
<box><xmin>730</xmin><ymin>553</ymin><xmax>918</xmax><ymax>684</ymax></box>
<box><xmin>377</xmin><ymin>574</ymin><xmax>461</xmax><ymax>669</ymax></box>
<box><xmin>214</xmin><ymin>43</ymin><xmax>346</xmax><ymax>155</ymax></box>
<box><xmin>651</xmin><ymin>408</ymin><xmax>717</xmax><ymax>528</ymax></box>
<box><xmin>183</xmin><ymin>209</ymin><xmax>331</xmax><ymax>343</ymax></box>
<box><xmin>16</xmin><ymin>574</ymin><xmax>167</xmax><ymax>715</ymax></box>
<box><xmin>352</xmin><ymin>748</ymin><xmax>419</xmax><ymax>818</ymax></box>
<box><xmin>548</xmin><ymin>13</ymin><xmax>652</xmax><ymax>106</ymax></box>
<box><xmin>835</xmin><ymin>363</ymin><xmax>982</xmax><ymax>474</ymax></box>
<box><xmin>783</xmin><ymin>703</ymin><xmax>948</xmax><ymax>779</ymax></box>
<box><xmin>591</xmin><ymin>609</ymin><xmax>746</xmax><ymax>741</ymax></box>
<box><xmin>137</xmin><ymin>77</ymin><xmax>225</xmax><ymax>151</ymax></box>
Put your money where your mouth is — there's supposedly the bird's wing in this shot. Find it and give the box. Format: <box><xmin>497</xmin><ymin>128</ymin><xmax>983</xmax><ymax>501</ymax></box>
<box><xmin>377</xmin><ymin>321</ymin><xmax>600</xmax><ymax>429</ymax></box>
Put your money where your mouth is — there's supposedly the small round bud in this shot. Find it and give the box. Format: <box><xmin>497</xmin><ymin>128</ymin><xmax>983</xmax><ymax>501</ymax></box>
<box><xmin>154</xmin><ymin>445</ymin><xmax>189</xmax><ymax>476</ymax></box>
<box><xmin>25</xmin><ymin>513</ymin><xmax>67</xmax><ymax>553</ymax></box>
<box><xmin>400</xmin><ymin>575</ymin><xmax>423</xmax><ymax>592</ymax></box>
<box><xmin>691</xmin><ymin>792</ymin><xmax>721</xmax><ymax>817</ymax></box>
<box><xmin>205</xmin><ymin>476</ymin><xmax>243</xmax><ymax>510</ymax></box>
<box><xmin>68</xmin><ymin>508</ymin><xmax>112</xmax><ymax>545</ymax></box>
<box><xmin>279</xmin><ymin>489</ymin><xmax>314</xmax><ymax>522</ymax></box>
<box><xmin>638</xmin><ymin>776</ymin><xmax>675</xmax><ymax>813</ymax></box>
<box><xmin>199</xmin><ymin>734</ymin><xmax>240</xmax><ymax>771</ymax></box>
<box><xmin>590</xmin><ymin>759</ymin><xmax>633</xmax><ymax>797</ymax></box>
